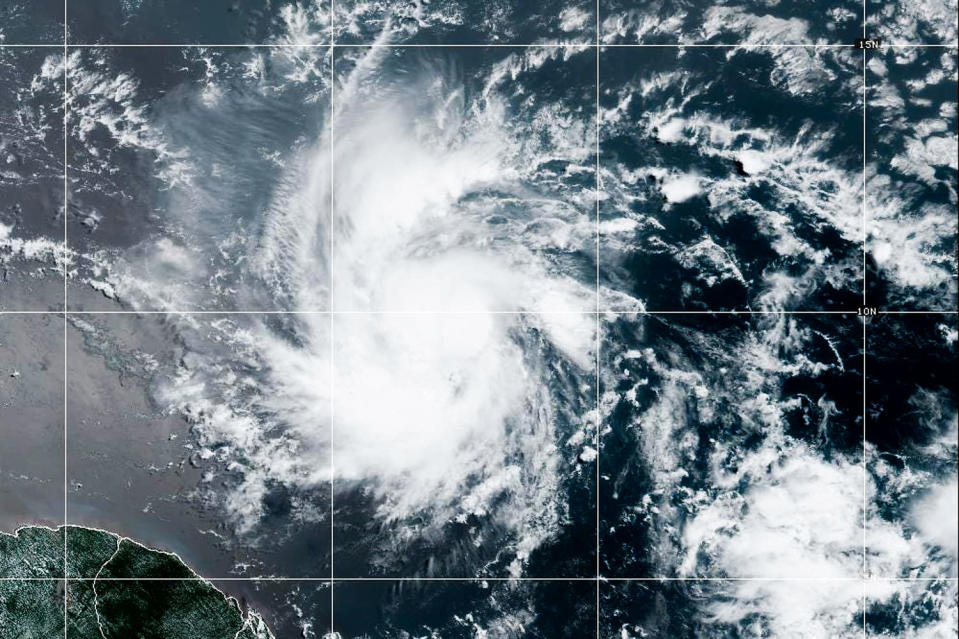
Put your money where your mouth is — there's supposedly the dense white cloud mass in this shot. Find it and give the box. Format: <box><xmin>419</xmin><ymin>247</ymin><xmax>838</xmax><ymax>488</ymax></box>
<box><xmin>42</xmin><ymin>43</ymin><xmax>598</xmax><ymax>576</ymax></box>
<box><xmin>1</xmin><ymin>5</ymin><xmax>955</xmax><ymax>636</ymax></box>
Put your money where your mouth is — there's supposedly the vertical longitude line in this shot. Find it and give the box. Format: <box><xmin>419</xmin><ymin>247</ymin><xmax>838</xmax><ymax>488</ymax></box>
<box><xmin>861</xmin><ymin>0</ymin><xmax>868</xmax><ymax>304</ymax></box>
<box><xmin>329</xmin><ymin>3</ymin><xmax>336</xmax><ymax>635</ymax></box>
<box><xmin>861</xmin><ymin>0</ymin><xmax>869</xmax><ymax>631</ymax></box>
<box><xmin>862</xmin><ymin>52</ymin><xmax>868</xmax><ymax>308</ymax></box>
<box><xmin>62</xmin><ymin>0</ymin><xmax>69</xmax><ymax>635</ymax></box>
<box><xmin>594</xmin><ymin>2</ymin><xmax>602</xmax><ymax>637</ymax></box>
<box><xmin>861</xmin><ymin>56</ymin><xmax>867</xmax><ymax>537</ymax></box>
<box><xmin>862</xmin><ymin>318</ymin><xmax>868</xmax><ymax>639</ymax></box>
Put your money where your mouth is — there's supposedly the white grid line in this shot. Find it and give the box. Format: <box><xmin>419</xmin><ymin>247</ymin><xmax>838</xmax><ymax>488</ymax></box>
<box><xmin>863</xmin><ymin>316</ymin><xmax>869</xmax><ymax>637</ymax></box>
<box><xmin>594</xmin><ymin>2</ymin><xmax>602</xmax><ymax>635</ymax></box>
<box><xmin>329</xmin><ymin>0</ymin><xmax>336</xmax><ymax>633</ymax></box>
<box><xmin>1</xmin><ymin>42</ymin><xmax>958</xmax><ymax>48</ymax></box>
<box><xmin>2</xmin><ymin>576</ymin><xmax>956</xmax><ymax>582</ymax></box>
<box><xmin>1</xmin><ymin>8</ymin><xmax>955</xmax><ymax>639</ymax></box>
<box><xmin>862</xmin><ymin>49</ymin><xmax>869</xmax><ymax>310</ymax></box>
<box><xmin>62</xmin><ymin>0</ymin><xmax>69</xmax><ymax>636</ymax></box>
<box><xmin>2</xmin><ymin>309</ymin><xmax>956</xmax><ymax>315</ymax></box>
<box><xmin>860</xmin><ymin>0</ymin><xmax>874</xmax><ymax>628</ymax></box>
<box><xmin>861</xmin><ymin>21</ymin><xmax>869</xmax><ymax>639</ymax></box>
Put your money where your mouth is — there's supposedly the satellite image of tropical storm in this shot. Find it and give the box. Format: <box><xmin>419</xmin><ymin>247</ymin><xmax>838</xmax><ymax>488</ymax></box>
<box><xmin>0</xmin><ymin>0</ymin><xmax>956</xmax><ymax>636</ymax></box>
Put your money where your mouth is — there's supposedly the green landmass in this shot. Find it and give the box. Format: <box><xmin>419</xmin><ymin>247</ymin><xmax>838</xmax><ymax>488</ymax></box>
<box><xmin>0</xmin><ymin>525</ymin><xmax>273</xmax><ymax>639</ymax></box>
